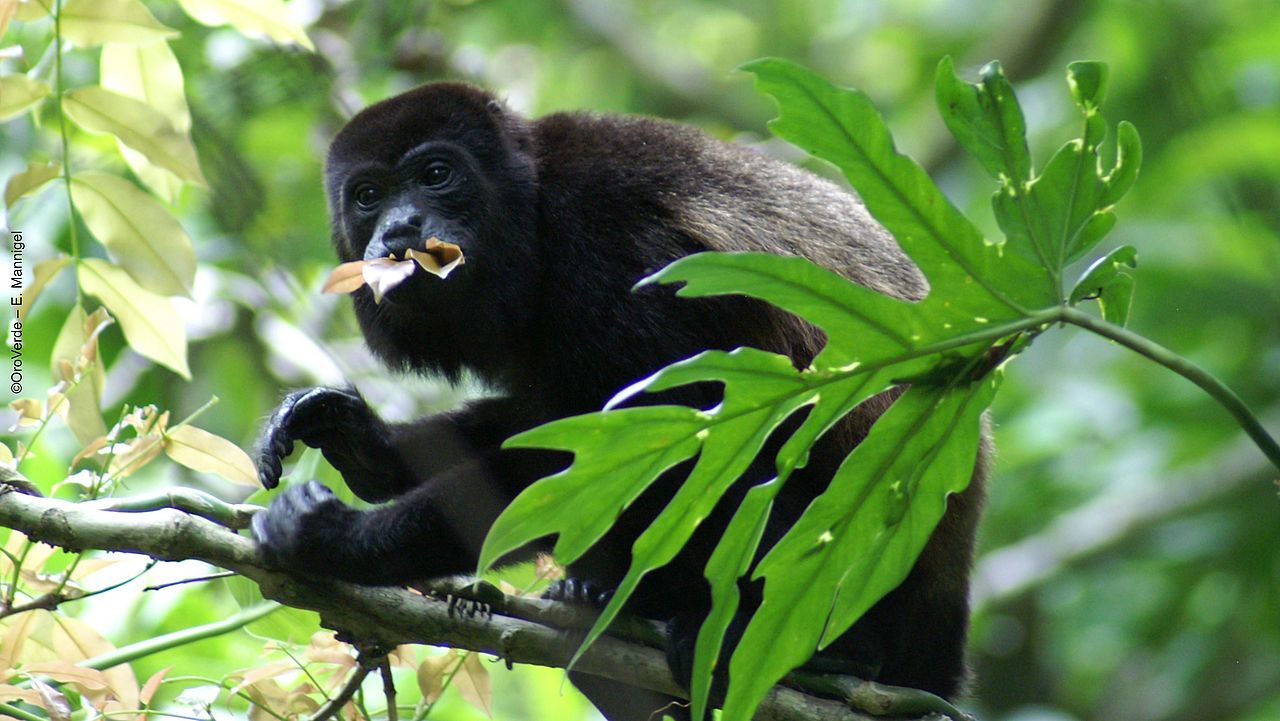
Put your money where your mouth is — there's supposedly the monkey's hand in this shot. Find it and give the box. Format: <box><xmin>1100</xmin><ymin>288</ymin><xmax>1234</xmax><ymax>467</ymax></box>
<box><xmin>255</xmin><ymin>387</ymin><xmax>411</xmax><ymax>502</ymax></box>
<box><xmin>252</xmin><ymin>481</ymin><xmax>365</xmax><ymax>577</ymax></box>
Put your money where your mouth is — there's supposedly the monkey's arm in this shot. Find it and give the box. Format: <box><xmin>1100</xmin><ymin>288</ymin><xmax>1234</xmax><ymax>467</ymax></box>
<box><xmin>255</xmin><ymin>390</ymin><xmax>534</xmax><ymax>503</ymax></box>
<box><xmin>252</xmin><ymin>394</ymin><xmax>563</xmax><ymax>584</ymax></box>
<box><xmin>251</xmin><ymin>443</ymin><xmax>559</xmax><ymax>584</ymax></box>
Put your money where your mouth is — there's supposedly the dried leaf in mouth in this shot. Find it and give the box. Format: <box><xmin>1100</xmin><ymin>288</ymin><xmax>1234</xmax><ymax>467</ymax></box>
<box><xmin>320</xmin><ymin>238</ymin><xmax>466</xmax><ymax>302</ymax></box>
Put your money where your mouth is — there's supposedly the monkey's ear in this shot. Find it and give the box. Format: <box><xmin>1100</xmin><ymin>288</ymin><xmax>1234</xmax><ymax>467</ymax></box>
<box><xmin>485</xmin><ymin>99</ymin><xmax>504</xmax><ymax>116</ymax></box>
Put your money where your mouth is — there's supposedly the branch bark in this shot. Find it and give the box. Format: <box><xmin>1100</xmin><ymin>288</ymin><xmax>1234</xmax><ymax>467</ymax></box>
<box><xmin>0</xmin><ymin>486</ymin><xmax>945</xmax><ymax>721</ymax></box>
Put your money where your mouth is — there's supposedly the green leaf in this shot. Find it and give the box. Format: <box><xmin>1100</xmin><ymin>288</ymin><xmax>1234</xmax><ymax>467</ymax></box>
<box><xmin>4</xmin><ymin>160</ymin><xmax>60</xmax><ymax>208</ymax></box>
<box><xmin>175</xmin><ymin>0</ymin><xmax>314</xmax><ymax>50</ymax></box>
<box><xmin>60</xmin><ymin>0</ymin><xmax>178</xmax><ymax>47</ymax></box>
<box><xmin>557</xmin><ymin>349</ymin><xmax>840</xmax><ymax>671</ymax></box>
<box><xmin>63</xmin><ymin>86</ymin><xmax>206</xmax><ymax>186</ymax></box>
<box><xmin>1069</xmin><ymin>245</ymin><xmax>1138</xmax><ymax>326</ymax></box>
<box><xmin>721</xmin><ymin>375</ymin><xmax>997</xmax><ymax>720</ymax></box>
<box><xmin>940</xmin><ymin>59</ymin><xmax>1139</xmax><ymax>291</ymax></box>
<box><xmin>1067</xmin><ymin>61</ymin><xmax>1109</xmax><ymax>110</ymax></box>
<box><xmin>70</xmin><ymin>171</ymin><xmax>196</xmax><ymax>297</ymax></box>
<box><xmin>1102</xmin><ymin>120</ymin><xmax>1142</xmax><ymax>207</ymax></box>
<box><xmin>0</xmin><ymin>74</ymin><xmax>50</xmax><ymax>121</ymax></box>
<box><xmin>741</xmin><ymin>57</ymin><xmax>1055</xmax><ymax>312</ymax></box>
<box><xmin>645</xmin><ymin>253</ymin><xmax>932</xmax><ymax>370</ymax></box>
<box><xmin>481</xmin><ymin>406</ymin><xmax>707</xmax><ymax>571</ymax></box>
<box><xmin>480</xmin><ymin>58</ymin><xmax>1144</xmax><ymax>721</ymax></box>
<box><xmin>934</xmin><ymin>57</ymin><xmax>1032</xmax><ymax>183</ymax></box>
<box><xmin>101</xmin><ymin>41</ymin><xmax>192</xmax><ymax>203</ymax></box>
<box><xmin>690</xmin><ymin>480</ymin><xmax>776</xmax><ymax>721</ymax></box>
<box><xmin>78</xmin><ymin>258</ymin><xmax>190</xmax><ymax>378</ymax></box>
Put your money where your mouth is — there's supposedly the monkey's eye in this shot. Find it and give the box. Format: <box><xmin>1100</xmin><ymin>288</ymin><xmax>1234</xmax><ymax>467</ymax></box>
<box><xmin>423</xmin><ymin>163</ymin><xmax>453</xmax><ymax>188</ymax></box>
<box><xmin>354</xmin><ymin>183</ymin><xmax>382</xmax><ymax>210</ymax></box>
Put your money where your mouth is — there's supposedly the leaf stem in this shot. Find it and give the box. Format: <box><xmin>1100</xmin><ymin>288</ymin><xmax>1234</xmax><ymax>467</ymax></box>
<box><xmin>80</xmin><ymin>602</ymin><xmax>279</xmax><ymax>670</ymax></box>
<box><xmin>51</xmin><ymin>0</ymin><xmax>83</xmax><ymax>307</ymax></box>
<box><xmin>1060</xmin><ymin>306</ymin><xmax>1280</xmax><ymax>471</ymax></box>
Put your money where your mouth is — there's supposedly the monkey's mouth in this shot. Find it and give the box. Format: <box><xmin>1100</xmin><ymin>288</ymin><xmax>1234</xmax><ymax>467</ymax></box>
<box><xmin>323</xmin><ymin>238</ymin><xmax>466</xmax><ymax>303</ymax></box>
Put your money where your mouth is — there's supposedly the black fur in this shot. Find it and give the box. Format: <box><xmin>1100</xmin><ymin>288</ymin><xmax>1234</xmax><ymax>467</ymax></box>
<box><xmin>253</xmin><ymin>82</ymin><xmax>987</xmax><ymax>720</ymax></box>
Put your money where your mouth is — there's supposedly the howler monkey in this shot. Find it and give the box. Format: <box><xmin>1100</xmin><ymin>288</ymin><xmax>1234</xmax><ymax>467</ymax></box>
<box><xmin>253</xmin><ymin>82</ymin><xmax>987</xmax><ymax>720</ymax></box>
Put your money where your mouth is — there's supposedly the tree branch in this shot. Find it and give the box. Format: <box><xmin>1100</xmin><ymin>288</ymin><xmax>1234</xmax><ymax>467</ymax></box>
<box><xmin>0</xmin><ymin>486</ymin><xmax>949</xmax><ymax>721</ymax></box>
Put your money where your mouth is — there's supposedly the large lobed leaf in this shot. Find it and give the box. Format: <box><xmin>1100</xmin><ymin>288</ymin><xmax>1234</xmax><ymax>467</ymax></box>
<box><xmin>481</xmin><ymin>57</ymin><xmax>1142</xmax><ymax>720</ymax></box>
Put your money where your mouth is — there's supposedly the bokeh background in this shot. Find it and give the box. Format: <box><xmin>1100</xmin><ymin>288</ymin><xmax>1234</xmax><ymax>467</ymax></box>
<box><xmin>3</xmin><ymin>1</ymin><xmax>1279</xmax><ymax>720</ymax></box>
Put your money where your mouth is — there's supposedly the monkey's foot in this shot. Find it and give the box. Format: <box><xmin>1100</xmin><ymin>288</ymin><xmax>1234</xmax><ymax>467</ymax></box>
<box><xmin>542</xmin><ymin>578</ymin><xmax>614</xmax><ymax>607</ymax></box>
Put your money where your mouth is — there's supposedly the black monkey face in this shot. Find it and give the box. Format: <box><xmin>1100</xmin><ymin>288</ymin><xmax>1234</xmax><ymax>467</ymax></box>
<box><xmin>322</xmin><ymin>83</ymin><xmax>541</xmax><ymax>379</ymax></box>
<box><xmin>341</xmin><ymin>140</ymin><xmax>481</xmax><ymax>265</ymax></box>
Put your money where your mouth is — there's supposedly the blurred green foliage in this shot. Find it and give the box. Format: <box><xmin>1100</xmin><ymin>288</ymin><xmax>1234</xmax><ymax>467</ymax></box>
<box><xmin>3</xmin><ymin>1</ymin><xmax>1278</xmax><ymax>720</ymax></box>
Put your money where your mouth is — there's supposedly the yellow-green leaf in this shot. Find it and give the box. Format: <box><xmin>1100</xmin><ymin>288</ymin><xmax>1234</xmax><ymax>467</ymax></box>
<box><xmin>63</xmin><ymin>86</ymin><xmax>206</xmax><ymax>186</ymax></box>
<box><xmin>60</xmin><ymin>0</ymin><xmax>177</xmax><ymax>47</ymax></box>
<box><xmin>4</xmin><ymin>160</ymin><xmax>60</xmax><ymax>208</ymax></box>
<box><xmin>22</xmin><ymin>255</ymin><xmax>71</xmax><ymax>314</ymax></box>
<box><xmin>51</xmin><ymin>306</ymin><xmax>108</xmax><ymax>447</ymax></box>
<box><xmin>101</xmin><ymin>42</ymin><xmax>190</xmax><ymax>202</ymax></box>
<box><xmin>163</xmin><ymin>425</ymin><xmax>257</xmax><ymax>485</ymax></box>
<box><xmin>70</xmin><ymin>171</ymin><xmax>195</xmax><ymax>297</ymax></box>
<box><xmin>176</xmin><ymin>0</ymin><xmax>313</xmax><ymax>50</ymax></box>
<box><xmin>78</xmin><ymin>258</ymin><xmax>190</xmax><ymax>378</ymax></box>
<box><xmin>15</xmin><ymin>0</ymin><xmax>52</xmax><ymax>22</ymax></box>
<box><xmin>0</xmin><ymin>75</ymin><xmax>49</xmax><ymax>121</ymax></box>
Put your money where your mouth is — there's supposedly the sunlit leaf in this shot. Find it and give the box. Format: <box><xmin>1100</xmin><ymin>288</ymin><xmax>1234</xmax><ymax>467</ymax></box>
<box><xmin>100</xmin><ymin>41</ymin><xmax>190</xmax><ymax>202</ymax></box>
<box><xmin>14</xmin><ymin>0</ymin><xmax>50</xmax><ymax>21</ymax></box>
<box><xmin>175</xmin><ymin>0</ymin><xmax>314</xmax><ymax>50</ymax></box>
<box><xmin>20</xmin><ymin>254</ymin><xmax>71</xmax><ymax>314</ymax></box>
<box><xmin>164</xmin><ymin>424</ymin><xmax>259</xmax><ymax>486</ymax></box>
<box><xmin>78</xmin><ymin>258</ymin><xmax>191</xmax><ymax>378</ymax></box>
<box><xmin>4</xmin><ymin>160</ymin><xmax>59</xmax><ymax>208</ymax></box>
<box><xmin>51</xmin><ymin>305</ymin><xmax>109</xmax><ymax>446</ymax></box>
<box><xmin>8</xmin><ymin>397</ymin><xmax>42</xmax><ymax>427</ymax></box>
<box><xmin>70</xmin><ymin>171</ymin><xmax>196</xmax><ymax>296</ymax></box>
<box><xmin>63</xmin><ymin>86</ymin><xmax>206</xmax><ymax>186</ymax></box>
<box><xmin>108</xmin><ymin>432</ymin><xmax>165</xmax><ymax>478</ymax></box>
<box><xmin>60</xmin><ymin>0</ymin><xmax>177</xmax><ymax>47</ymax></box>
<box><xmin>0</xmin><ymin>74</ymin><xmax>49</xmax><ymax>121</ymax></box>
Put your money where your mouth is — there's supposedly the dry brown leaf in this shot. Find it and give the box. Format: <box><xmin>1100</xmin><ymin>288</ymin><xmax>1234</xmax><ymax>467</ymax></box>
<box><xmin>415</xmin><ymin>652</ymin><xmax>454</xmax><ymax>703</ymax></box>
<box><xmin>454</xmin><ymin>652</ymin><xmax>493</xmax><ymax>717</ymax></box>
<box><xmin>0</xmin><ymin>683</ymin><xmax>45</xmax><ymax>705</ymax></box>
<box><xmin>51</xmin><ymin>616</ymin><xmax>139</xmax><ymax>708</ymax></box>
<box><xmin>108</xmin><ymin>432</ymin><xmax>164</xmax><ymax>478</ymax></box>
<box><xmin>8</xmin><ymin>398</ymin><xmax>43</xmax><ymax>428</ymax></box>
<box><xmin>321</xmin><ymin>261</ymin><xmax>366</xmax><ymax>294</ymax></box>
<box><xmin>23</xmin><ymin>661</ymin><xmax>112</xmax><ymax>691</ymax></box>
<box><xmin>321</xmin><ymin>238</ymin><xmax>465</xmax><ymax>302</ymax></box>
<box><xmin>139</xmin><ymin>666</ymin><xmax>171</xmax><ymax>708</ymax></box>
